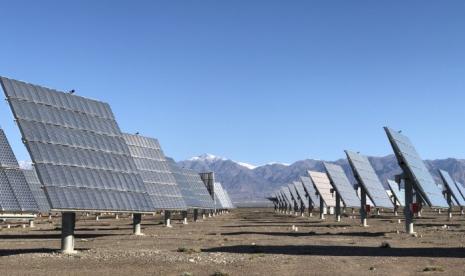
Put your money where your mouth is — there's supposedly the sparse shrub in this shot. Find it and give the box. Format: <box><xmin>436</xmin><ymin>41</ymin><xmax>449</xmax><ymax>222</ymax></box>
<box><xmin>380</xmin><ymin>242</ymin><xmax>391</xmax><ymax>248</ymax></box>
<box><xmin>177</xmin><ymin>247</ymin><xmax>200</xmax><ymax>254</ymax></box>
<box><xmin>181</xmin><ymin>273</ymin><xmax>193</xmax><ymax>276</ymax></box>
<box><xmin>211</xmin><ymin>272</ymin><xmax>229</xmax><ymax>276</ymax></box>
<box><xmin>423</xmin><ymin>266</ymin><xmax>444</xmax><ymax>272</ymax></box>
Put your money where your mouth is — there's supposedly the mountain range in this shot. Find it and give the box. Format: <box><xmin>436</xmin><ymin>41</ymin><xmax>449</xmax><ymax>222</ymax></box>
<box><xmin>178</xmin><ymin>154</ymin><xmax>465</xmax><ymax>205</ymax></box>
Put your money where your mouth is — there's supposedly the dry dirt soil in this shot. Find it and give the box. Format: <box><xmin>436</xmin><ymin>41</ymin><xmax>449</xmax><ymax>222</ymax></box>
<box><xmin>0</xmin><ymin>208</ymin><xmax>464</xmax><ymax>276</ymax></box>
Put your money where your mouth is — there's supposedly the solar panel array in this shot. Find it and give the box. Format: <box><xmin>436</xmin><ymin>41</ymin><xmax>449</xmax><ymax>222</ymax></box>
<box><xmin>1</xmin><ymin>77</ymin><xmax>153</xmax><ymax>212</ymax></box>
<box><xmin>0</xmin><ymin>128</ymin><xmax>39</xmax><ymax>212</ymax></box>
<box><xmin>439</xmin><ymin>170</ymin><xmax>465</xmax><ymax>206</ymax></box>
<box><xmin>387</xmin><ymin>180</ymin><xmax>405</xmax><ymax>206</ymax></box>
<box><xmin>293</xmin><ymin>181</ymin><xmax>309</xmax><ymax>208</ymax></box>
<box><xmin>345</xmin><ymin>151</ymin><xmax>393</xmax><ymax>208</ymax></box>
<box><xmin>324</xmin><ymin>163</ymin><xmax>360</xmax><ymax>208</ymax></box>
<box><xmin>123</xmin><ymin>134</ymin><xmax>186</xmax><ymax>210</ymax></box>
<box><xmin>168</xmin><ymin>160</ymin><xmax>215</xmax><ymax>209</ymax></box>
<box><xmin>308</xmin><ymin>171</ymin><xmax>336</xmax><ymax>207</ymax></box>
<box><xmin>300</xmin><ymin>176</ymin><xmax>319</xmax><ymax>205</ymax></box>
<box><xmin>22</xmin><ymin>169</ymin><xmax>50</xmax><ymax>212</ymax></box>
<box><xmin>384</xmin><ymin>127</ymin><xmax>448</xmax><ymax>207</ymax></box>
<box><xmin>184</xmin><ymin>169</ymin><xmax>216</xmax><ymax>209</ymax></box>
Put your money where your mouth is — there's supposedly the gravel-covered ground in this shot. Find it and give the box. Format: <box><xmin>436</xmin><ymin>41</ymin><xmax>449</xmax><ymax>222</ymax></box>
<box><xmin>0</xmin><ymin>208</ymin><xmax>464</xmax><ymax>275</ymax></box>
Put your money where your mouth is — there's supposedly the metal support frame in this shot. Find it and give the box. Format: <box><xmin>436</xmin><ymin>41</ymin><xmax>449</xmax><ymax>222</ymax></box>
<box><xmin>360</xmin><ymin>187</ymin><xmax>368</xmax><ymax>227</ymax></box>
<box><xmin>182</xmin><ymin>211</ymin><xmax>188</xmax><ymax>224</ymax></box>
<box><xmin>404</xmin><ymin>177</ymin><xmax>415</xmax><ymax>234</ymax></box>
<box><xmin>335</xmin><ymin>193</ymin><xmax>341</xmax><ymax>222</ymax></box>
<box><xmin>446</xmin><ymin>192</ymin><xmax>453</xmax><ymax>220</ymax></box>
<box><xmin>164</xmin><ymin>211</ymin><xmax>172</xmax><ymax>227</ymax></box>
<box><xmin>133</xmin><ymin>213</ymin><xmax>142</xmax><ymax>235</ymax></box>
<box><xmin>193</xmin><ymin>209</ymin><xmax>199</xmax><ymax>222</ymax></box>
<box><xmin>319</xmin><ymin>197</ymin><xmax>325</xmax><ymax>220</ymax></box>
<box><xmin>61</xmin><ymin>212</ymin><xmax>76</xmax><ymax>254</ymax></box>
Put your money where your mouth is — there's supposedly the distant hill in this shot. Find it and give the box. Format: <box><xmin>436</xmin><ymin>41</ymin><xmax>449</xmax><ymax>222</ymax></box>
<box><xmin>178</xmin><ymin>154</ymin><xmax>465</xmax><ymax>204</ymax></box>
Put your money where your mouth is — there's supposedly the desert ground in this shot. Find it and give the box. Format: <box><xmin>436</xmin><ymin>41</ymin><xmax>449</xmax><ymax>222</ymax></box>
<box><xmin>0</xmin><ymin>208</ymin><xmax>464</xmax><ymax>276</ymax></box>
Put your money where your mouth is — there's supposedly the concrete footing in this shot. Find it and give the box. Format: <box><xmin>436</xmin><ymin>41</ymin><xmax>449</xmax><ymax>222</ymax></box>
<box><xmin>29</xmin><ymin>220</ymin><xmax>34</xmax><ymax>228</ymax></box>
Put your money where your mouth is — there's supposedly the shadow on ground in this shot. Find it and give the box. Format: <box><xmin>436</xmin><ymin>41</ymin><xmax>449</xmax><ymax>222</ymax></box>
<box><xmin>0</xmin><ymin>233</ymin><xmax>117</xmax><ymax>240</ymax></box>
<box><xmin>0</xmin><ymin>248</ymin><xmax>91</xmax><ymax>257</ymax></box>
<box><xmin>219</xmin><ymin>231</ymin><xmax>387</xmax><ymax>237</ymax></box>
<box><xmin>203</xmin><ymin>244</ymin><xmax>465</xmax><ymax>258</ymax></box>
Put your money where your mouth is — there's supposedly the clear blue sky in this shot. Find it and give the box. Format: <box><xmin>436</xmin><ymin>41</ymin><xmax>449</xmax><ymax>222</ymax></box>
<box><xmin>0</xmin><ymin>1</ymin><xmax>464</xmax><ymax>165</ymax></box>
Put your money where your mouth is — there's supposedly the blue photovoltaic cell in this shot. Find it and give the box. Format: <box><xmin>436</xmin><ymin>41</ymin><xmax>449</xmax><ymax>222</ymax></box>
<box><xmin>300</xmin><ymin>176</ymin><xmax>319</xmax><ymax>205</ymax></box>
<box><xmin>387</xmin><ymin>180</ymin><xmax>405</xmax><ymax>206</ymax></box>
<box><xmin>384</xmin><ymin>127</ymin><xmax>448</xmax><ymax>207</ymax></box>
<box><xmin>1</xmin><ymin>77</ymin><xmax>153</xmax><ymax>212</ymax></box>
<box><xmin>324</xmin><ymin>163</ymin><xmax>360</xmax><ymax>208</ymax></box>
<box><xmin>123</xmin><ymin>134</ymin><xmax>186</xmax><ymax>210</ymax></box>
<box><xmin>0</xmin><ymin>128</ymin><xmax>39</xmax><ymax>212</ymax></box>
<box><xmin>22</xmin><ymin>169</ymin><xmax>50</xmax><ymax>212</ymax></box>
<box><xmin>293</xmin><ymin>181</ymin><xmax>309</xmax><ymax>208</ymax></box>
<box><xmin>346</xmin><ymin>151</ymin><xmax>393</xmax><ymax>208</ymax></box>
<box><xmin>308</xmin><ymin>171</ymin><xmax>336</xmax><ymax>207</ymax></box>
<box><xmin>439</xmin><ymin>170</ymin><xmax>465</xmax><ymax>206</ymax></box>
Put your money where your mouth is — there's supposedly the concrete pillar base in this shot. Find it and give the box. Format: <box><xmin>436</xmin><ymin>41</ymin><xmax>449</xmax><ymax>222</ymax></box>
<box><xmin>29</xmin><ymin>220</ymin><xmax>35</xmax><ymax>228</ymax></box>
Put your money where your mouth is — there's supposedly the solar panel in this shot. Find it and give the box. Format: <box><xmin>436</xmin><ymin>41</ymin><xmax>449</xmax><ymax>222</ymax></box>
<box><xmin>0</xmin><ymin>129</ymin><xmax>39</xmax><ymax>213</ymax></box>
<box><xmin>1</xmin><ymin>77</ymin><xmax>153</xmax><ymax>212</ymax></box>
<box><xmin>308</xmin><ymin>171</ymin><xmax>336</xmax><ymax>207</ymax></box>
<box><xmin>213</xmin><ymin>182</ymin><xmax>226</xmax><ymax>208</ymax></box>
<box><xmin>123</xmin><ymin>134</ymin><xmax>186</xmax><ymax>210</ymax></box>
<box><xmin>384</xmin><ymin>127</ymin><xmax>448</xmax><ymax>207</ymax></box>
<box><xmin>186</xmin><ymin>170</ymin><xmax>216</xmax><ymax>209</ymax></box>
<box><xmin>293</xmin><ymin>181</ymin><xmax>309</xmax><ymax>208</ymax></box>
<box><xmin>387</xmin><ymin>180</ymin><xmax>405</xmax><ymax>206</ymax></box>
<box><xmin>222</xmin><ymin>187</ymin><xmax>235</xmax><ymax>209</ymax></box>
<box><xmin>346</xmin><ymin>151</ymin><xmax>393</xmax><ymax>208</ymax></box>
<box><xmin>324</xmin><ymin>163</ymin><xmax>360</xmax><ymax>208</ymax></box>
<box><xmin>287</xmin><ymin>183</ymin><xmax>299</xmax><ymax>204</ymax></box>
<box><xmin>439</xmin><ymin>170</ymin><xmax>465</xmax><ymax>206</ymax></box>
<box><xmin>22</xmin><ymin>169</ymin><xmax>50</xmax><ymax>212</ymax></box>
<box><xmin>455</xmin><ymin>182</ymin><xmax>465</xmax><ymax>203</ymax></box>
<box><xmin>281</xmin><ymin>187</ymin><xmax>293</xmax><ymax>205</ymax></box>
<box><xmin>167</xmin><ymin>160</ymin><xmax>212</xmax><ymax>209</ymax></box>
<box><xmin>213</xmin><ymin>184</ymin><xmax>224</xmax><ymax>209</ymax></box>
<box><xmin>300</xmin><ymin>176</ymin><xmax>319</xmax><ymax>205</ymax></box>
